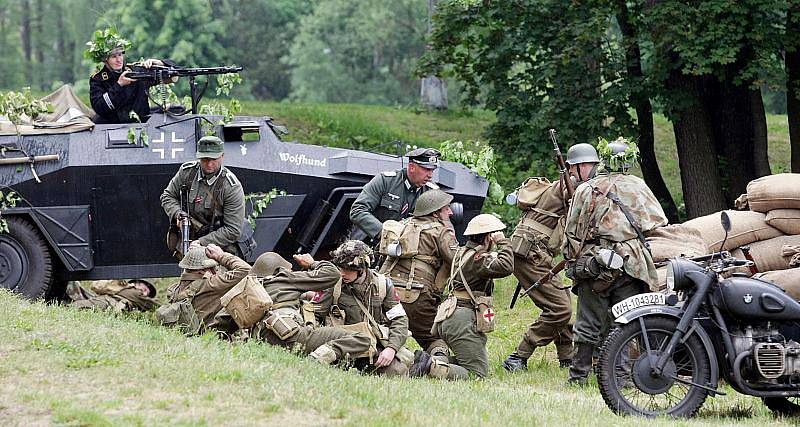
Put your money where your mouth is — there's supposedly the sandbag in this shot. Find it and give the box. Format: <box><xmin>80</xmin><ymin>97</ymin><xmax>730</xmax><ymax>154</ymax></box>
<box><xmin>754</xmin><ymin>268</ymin><xmax>800</xmax><ymax>300</ymax></box>
<box><xmin>745</xmin><ymin>173</ymin><xmax>800</xmax><ymax>213</ymax></box>
<box><xmin>739</xmin><ymin>235</ymin><xmax>800</xmax><ymax>272</ymax></box>
<box><xmin>683</xmin><ymin>210</ymin><xmax>782</xmax><ymax>252</ymax></box>
<box><xmin>646</xmin><ymin>224</ymin><xmax>707</xmax><ymax>263</ymax></box>
<box><xmin>766</xmin><ymin>209</ymin><xmax>800</xmax><ymax>235</ymax></box>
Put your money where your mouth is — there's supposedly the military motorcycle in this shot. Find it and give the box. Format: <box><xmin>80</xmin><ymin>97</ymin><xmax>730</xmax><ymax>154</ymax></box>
<box><xmin>596</xmin><ymin>212</ymin><xmax>800</xmax><ymax>418</ymax></box>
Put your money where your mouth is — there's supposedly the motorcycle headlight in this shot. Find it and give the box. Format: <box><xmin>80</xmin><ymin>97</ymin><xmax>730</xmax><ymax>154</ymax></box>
<box><xmin>667</xmin><ymin>258</ymin><xmax>704</xmax><ymax>292</ymax></box>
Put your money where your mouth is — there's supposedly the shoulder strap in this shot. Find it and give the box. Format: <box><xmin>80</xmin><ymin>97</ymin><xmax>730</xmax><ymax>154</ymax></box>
<box><xmin>450</xmin><ymin>247</ymin><xmax>478</xmax><ymax>303</ymax></box>
<box><xmin>331</xmin><ymin>277</ymin><xmax>343</xmax><ymax>305</ymax></box>
<box><xmin>604</xmin><ymin>190</ymin><xmax>650</xmax><ymax>251</ymax></box>
<box><xmin>351</xmin><ymin>288</ymin><xmax>383</xmax><ymax>333</ymax></box>
<box><xmin>375</xmin><ymin>273</ymin><xmax>388</xmax><ymax>301</ymax></box>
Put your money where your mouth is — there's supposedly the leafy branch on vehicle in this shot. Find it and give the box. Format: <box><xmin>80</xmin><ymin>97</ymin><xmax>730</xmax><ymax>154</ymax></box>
<box><xmin>245</xmin><ymin>189</ymin><xmax>286</xmax><ymax>230</ymax></box>
<box><xmin>0</xmin><ymin>190</ymin><xmax>20</xmax><ymax>233</ymax></box>
<box><xmin>439</xmin><ymin>139</ymin><xmax>503</xmax><ymax>203</ymax></box>
<box><xmin>127</xmin><ymin>111</ymin><xmax>149</xmax><ymax>146</ymax></box>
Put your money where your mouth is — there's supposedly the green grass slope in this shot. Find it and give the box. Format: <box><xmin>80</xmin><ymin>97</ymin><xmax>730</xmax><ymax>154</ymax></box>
<box><xmin>0</xmin><ymin>285</ymin><xmax>789</xmax><ymax>426</ymax></box>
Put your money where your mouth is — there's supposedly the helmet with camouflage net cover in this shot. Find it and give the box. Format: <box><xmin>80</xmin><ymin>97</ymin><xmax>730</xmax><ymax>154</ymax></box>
<box><xmin>604</xmin><ymin>138</ymin><xmax>633</xmax><ymax>172</ymax></box>
<box><xmin>250</xmin><ymin>252</ymin><xmax>292</xmax><ymax>277</ymax></box>
<box><xmin>178</xmin><ymin>246</ymin><xmax>218</xmax><ymax>270</ymax></box>
<box><xmin>331</xmin><ymin>240</ymin><xmax>373</xmax><ymax>270</ymax></box>
<box><xmin>463</xmin><ymin>214</ymin><xmax>506</xmax><ymax>236</ymax></box>
<box><xmin>413</xmin><ymin>189</ymin><xmax>454</xmax><ymax>217</ymax></box>
<box><xmin>565</xmin><ymin>143</ymin><xmax>600</xmax><ymax>165</ymax></box>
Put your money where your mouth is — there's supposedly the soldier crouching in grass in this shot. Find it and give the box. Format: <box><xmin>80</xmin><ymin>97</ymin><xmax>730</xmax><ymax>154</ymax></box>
<box><xmin>410</xmin><ymin>214</ymin><xmax>513</xmax><ymax>380</ymax></box>
<box><xmin>66</xmin><ymin>279</ymin><xmax>159</xmax><ymax>312</ymax></box>
<box><xmin>313</xmin><ymin>240</ymin><xmax>413</xmax><ymax>377</ymax></box>
<box><xmin>247</xmin><ymin>252</ymin><xmax>373</xmax><ymax>366</ymax></box>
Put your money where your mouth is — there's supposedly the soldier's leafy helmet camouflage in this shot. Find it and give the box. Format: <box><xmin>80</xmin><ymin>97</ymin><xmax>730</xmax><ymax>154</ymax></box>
<box><xmin>406</xmin><ymin>147</ymin><xmax>441</xmax><ymax>170</ymax></box>
<box><xmin>463</xmin><ymin>213</ymin><xmax>506</xmax><ymax>236</ymax></box>
<box><xmin>178</xmin><ymin>246</ymin><xmax>218</xmax><ymax>270</ymax></box>
<box><xmin>196</xmin><ymin>136</ymin><xmax>224</xmax><ymax>159</ymax></box>
<box><xmin>598</xmin><ymin>137</ymin><xmax>638</xmax><ymax>172</ymax></box>
<box><xmin>331</xmin><ymin>240</ymin><xmax>373</xmax><ymax>270</ymax></box>
<box><xmin>84</xmin><ymin>28</ymin><xmax>132</xmax><ymax>65</ymax></box>
<box><xmin>413</xmin><ymin>189</ymin><xmax>454</xmax><ymax>217</ymax></box>
<box><xmin>250</xmin><ymin>252</ymin><xmax>291</xmax><ymax>277</ymax></box>
<box><xmin>565</xmin><ymin>143</ymin><xmax>600</xmax><ymax>165</ymax></box>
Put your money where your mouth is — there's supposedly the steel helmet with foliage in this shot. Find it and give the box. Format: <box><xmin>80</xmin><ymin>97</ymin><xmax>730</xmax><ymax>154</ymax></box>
<box><xmin>413</xmin><ymin>189</ymin><xmax>454</xmax><ymax>217</ymax></box>
<box><xmin>597</xmin><ymin>137</ymin><xmax>638</xmax><ymax>172</ymax></box>
<box><xmin>331</xmin><ymin>240</ymin><xmax>373</xmax><ymax>270</ymax></box>
<box><xmin>85</xmin><ymin>28</ymin><xmax>132</xmax><ymax>65</ymax></box>
<box><xmin>463</xmin><ymin>213</ymin><xmax>506</xmax><ymax>236</ymax></box>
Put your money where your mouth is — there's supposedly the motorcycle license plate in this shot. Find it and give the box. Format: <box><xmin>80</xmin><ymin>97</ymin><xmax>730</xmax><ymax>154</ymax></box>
<box><xmin>612</xmin><ymin>293</ymin><xmax>666</xmax><ymax>319</ymax></box>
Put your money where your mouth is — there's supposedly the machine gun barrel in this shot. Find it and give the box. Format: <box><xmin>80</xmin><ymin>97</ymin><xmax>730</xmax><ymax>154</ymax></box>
<box><xmin>126</xmin><ymin>65</ymin><xmax>243</xmax><ymax>81</ymax></box>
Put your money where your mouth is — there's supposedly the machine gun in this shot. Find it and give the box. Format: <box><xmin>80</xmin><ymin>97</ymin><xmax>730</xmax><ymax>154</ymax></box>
<box><xmin>127</xmin><ymin>64</ymin><xmax>243</xmax><ymax>114</ymax></box>
<box><xmin>509</xmin><ymin>128</ymin><xmax>574</xmax><ymax>309</ymax></box>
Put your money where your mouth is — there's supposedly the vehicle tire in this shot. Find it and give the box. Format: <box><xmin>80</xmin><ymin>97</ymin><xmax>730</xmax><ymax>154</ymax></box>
<box><xmin>596</xmin><ymin>316</ymin><xmax>711</xmax><ymax>418</ymax></box>
<box><xmin>0</xmin><ymin>216</ymin><xmax>53</xmax><ymax>298</ymax></box>
<box><xmin>763</xmin><ymin>397</ymin><xmax>800</xmax><ymax>417</ymax></box>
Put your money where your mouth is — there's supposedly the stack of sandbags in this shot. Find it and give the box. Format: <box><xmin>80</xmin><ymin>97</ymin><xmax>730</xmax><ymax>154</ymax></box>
<box><xmin>726</xmin><ymin>174</ymin><xmax>800</xmax><ymax>297</ymax></box>
<box><xmin>683</xmin><ymin>210</ymin><xmax>782</xmax><ymax>252</ymax></box>
<box><xmin>647</xmin><ymin>224</ymin><xmax>707</xmax><ymax>293</ymax></box>
<box><xmin>646</xmin><ymin>224</ymin><xmax>707</xmax><ymax>263</ymax></box>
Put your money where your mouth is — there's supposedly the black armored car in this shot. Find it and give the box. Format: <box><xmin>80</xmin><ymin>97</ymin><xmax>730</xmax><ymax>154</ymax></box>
<box><xmin>0</xmin><ymin>110</ymin><xmax>488</xmax><ymax>298</ymax></box>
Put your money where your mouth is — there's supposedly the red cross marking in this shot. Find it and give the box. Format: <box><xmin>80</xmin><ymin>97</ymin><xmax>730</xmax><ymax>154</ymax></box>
<box><xmin>483</xmin><ymin>308</ymin><xmax>495</xmax><ymax>322</ymax></box>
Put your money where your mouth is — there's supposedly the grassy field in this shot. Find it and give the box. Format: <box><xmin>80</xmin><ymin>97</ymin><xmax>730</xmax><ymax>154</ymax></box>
<box><xmin>1</xmin><ymin>280</ymin><xmax>792</xmax><ymax>426</ymax></box>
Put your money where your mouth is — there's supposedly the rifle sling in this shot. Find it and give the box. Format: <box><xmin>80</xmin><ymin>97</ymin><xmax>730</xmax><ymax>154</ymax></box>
<box><xmin>604</xmin><ymin>190</ymin><xmax>650</xmax><ymax>253</ymax></box>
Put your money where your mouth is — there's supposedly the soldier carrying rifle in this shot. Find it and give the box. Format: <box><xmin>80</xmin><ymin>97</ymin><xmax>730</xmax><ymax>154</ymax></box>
<box><xmin>503</xmin><ymin>132</ymin><xmax>600</xmax><ymax>372</ymax></box>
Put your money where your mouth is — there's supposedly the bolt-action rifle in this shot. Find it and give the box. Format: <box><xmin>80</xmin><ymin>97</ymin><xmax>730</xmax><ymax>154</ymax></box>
<box><xmin>509</xmin><ymin>129</ymin><xmax>574</xmax><ymax>309</ymax></box>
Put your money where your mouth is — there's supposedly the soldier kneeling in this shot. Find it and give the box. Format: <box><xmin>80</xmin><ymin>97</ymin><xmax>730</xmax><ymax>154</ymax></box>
<box><xmin>410</xmin><ymin>214</ymin><xmax>514</xmax><ymax>380</ymax></box>
<box><xmin>313</xmin><ymin>240</ymin><xmax>413</xmax><ymax>376</ymax></box>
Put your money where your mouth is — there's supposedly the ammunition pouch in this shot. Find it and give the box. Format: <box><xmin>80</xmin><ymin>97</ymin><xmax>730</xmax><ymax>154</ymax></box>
<box><xmin>264</xmin><ymin>310</ymin><xmax>302</xmax><ymax>341</ymax></box>
<box><xmin>431</xmin><ymin>295</ymin><xmax>458</xmax><ymax>336</ymax></box>
<box><xmin>394</xmin><ymin>282</ymin><xmax>425</xmax><ymax>304</ymax></box>
<box><xmin>156</xmin><ymin>299</ymin><xmax>201</xmax><ymax>336</ymax></box>
<box><xmin>301</xmin><ymin>300</ymin><xmax>318</xmax><ymax>327</ymax></box>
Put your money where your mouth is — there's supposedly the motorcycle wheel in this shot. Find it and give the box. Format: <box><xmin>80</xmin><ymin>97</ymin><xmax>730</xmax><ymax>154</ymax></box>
<box><xmin>596</xmin><ymin>316</ymin><xmax>711</xmax><ymax>418</ymax></box>
<box><xmin>763</xmin><ymin>397</ymin><xmax>800</xmax><ymax>417</ymax></box>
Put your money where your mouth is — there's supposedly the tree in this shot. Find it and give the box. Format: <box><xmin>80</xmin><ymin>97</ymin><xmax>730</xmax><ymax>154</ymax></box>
<box><xmin>287</xmin><ymin>0</ymin><xmax>427</xmax><ymax>105</ymax></box>
<box><xmin>423</xmin><ymin>0</ymin><xmax>788</xmax><ymax>219</ymax></box>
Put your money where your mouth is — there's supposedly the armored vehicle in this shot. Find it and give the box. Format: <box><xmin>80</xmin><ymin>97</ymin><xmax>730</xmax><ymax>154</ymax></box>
<box><xmin>0</xmin><ymin>106</ymin><xmax>488</xmax><ymax>298</ymax></box>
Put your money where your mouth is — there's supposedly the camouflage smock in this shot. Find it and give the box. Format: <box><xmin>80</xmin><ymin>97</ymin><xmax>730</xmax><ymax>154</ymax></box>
<box><xmin>563</xmin><ymin>172</ymin><xmax>668</xmax><ymax>290</ymax></box>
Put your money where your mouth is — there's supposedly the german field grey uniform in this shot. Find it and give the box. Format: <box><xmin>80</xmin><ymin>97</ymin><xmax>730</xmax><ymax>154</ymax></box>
<box><xmin>249</xmin><ymin>252</ymin><xmax>372</xmax><ymax>365</ymax></box>
<box><xmin>503</xmin><ymin>176</ymin><xmax>576</xmax><ymax>372</ymax></box>
<box><xmin>563</xmin><ymin>139</ymin><xmax>667</xmax><ymax>385</ymax></box>
<box><xmin>315</xmin><ymin>240</ymin><xmax>411</xmax><ymax>376</ymax></box>
<box><xmin>167</xmin><ymin>246</ymin><xmax>250</xmax><ymax>332</ymax></box>
<box><xmin>160</xmin><ymin>136</ymin><xmax>246</xmax><ymax>257</ymax></box>
<box><xmin>349</xmin><ymin>148</ymin><xmax>441</xmax><ymax>240</ymax></box>
<box><xmin>379</xmin><ymin>189</ymin><xmax>457</xmax><ymax>355</ymax></box>
<box><xmin>410</xmin><ymin>214</ymin><xmax>513</xmax><ymax>380</ymax></box>
<box><xmin>66</xmin><ymin>279</ymin><xmax>158</xmax><ymax>312</ymax></box>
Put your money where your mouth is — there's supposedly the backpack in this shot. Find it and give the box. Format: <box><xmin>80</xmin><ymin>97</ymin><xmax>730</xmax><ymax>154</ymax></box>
<box><xmin>220</xmin><ymin>275</ymin><xmax>273</xmax><ymax>329</ymax></box>
<box><xmin>378</xmin><ymin>219</ymin><xmax>440</xmax><ymax>258</ymax></box>
<box><xmin>516</xmin><ymin>177</ymin><xmax>552</xmax><ymax>210</ymax></box>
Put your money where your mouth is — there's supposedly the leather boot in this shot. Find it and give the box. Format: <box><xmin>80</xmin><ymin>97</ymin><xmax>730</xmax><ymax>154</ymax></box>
<box><xmin>502</xmin><ymin>353</ymin><xmax>528</xmax><ymax>372</ymax></box>
<box><xmin>567</xmin><ymin>342</ymin><xmax>594</xmax><ymax>386</ymax></box>
<box><xmin>409</xmin><ymin>350</ymin><xmax>433</xmax><ymax>377</ymax></box>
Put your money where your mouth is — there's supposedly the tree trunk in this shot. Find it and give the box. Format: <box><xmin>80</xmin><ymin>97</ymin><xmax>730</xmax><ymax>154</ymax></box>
<box><xmin>714</xmin><ymin>75</ymin><xmax>758</xmax><ymax>204</ymax></box>
<box><xmin>788</xmin><ymin>3</ymin><xmax>800</xmax><ymax>173</ymax></box>
<box><xmin>33</xmin><ymin>0</ymin><xmax>45</xmax><ymax>90</ymax></box>
<box><xmin>750</xmin><ymin>88</ymin><xmax>771</xmax><ymax>177</ymax></box>
<box><xmin>615</xmin><ymin>0</ymin><xmax>678</xmax><ymax>223</ymax></box>
<box><xmin>20</xmin><ymin>0</ymin><xmax>31</xmax><ymax>62</ymax></box>
<box><xmin>421</xmin><ymin>0</ymin><xmax>448</xmax><ymax>110</ymax></box>
<box><xmin>667</xmin><ymin>71</ymin><xmax>727</xmax><ymax>218</ymax></box>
